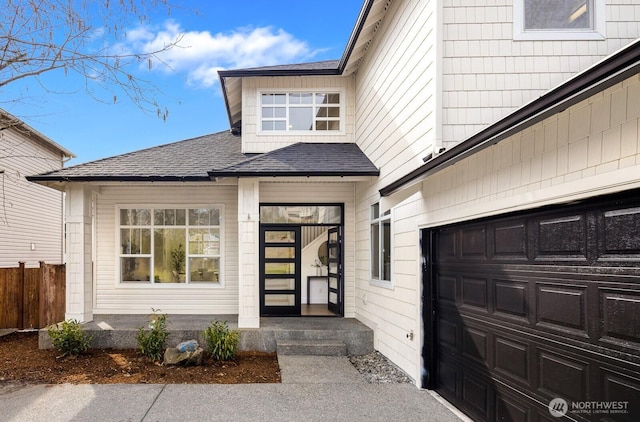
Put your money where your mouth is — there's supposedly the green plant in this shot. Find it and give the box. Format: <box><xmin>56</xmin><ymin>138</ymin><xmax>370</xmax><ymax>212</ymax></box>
<box><xmin>171</xmin><ymin>243</ymin><xmax>186</xmax><ymax>282</ymax></box>
<box><xmin>137</xmin><ymin>309</ymin><xmax>169</xmax><ymax>361</ymax></box>
<box><xmin>203</xmin><ymin>320</ymin><xmax>240</xmax><ymax>361</ymax></box>
<box><xmin>47</xmin><ymin>319</ymin><xmax>92</xmax><ymax>358</ymax></box>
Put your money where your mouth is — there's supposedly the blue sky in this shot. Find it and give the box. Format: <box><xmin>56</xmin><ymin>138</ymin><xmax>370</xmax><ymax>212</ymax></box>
<box><xmin>3</xmin><ymin>1</ymin><xmax>363</xmax><ymax>164</ymax></box>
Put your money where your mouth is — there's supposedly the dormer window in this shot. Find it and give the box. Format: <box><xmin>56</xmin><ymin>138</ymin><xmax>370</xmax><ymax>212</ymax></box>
<box><xmin>260</xmin><ymin>91</ymin><xmax>341</xmax><ymax>132</ymax></box>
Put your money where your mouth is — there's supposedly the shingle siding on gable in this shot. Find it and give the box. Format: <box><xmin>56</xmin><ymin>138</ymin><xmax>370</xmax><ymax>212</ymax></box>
<box><xmin>0</xmin><ymin>127</ymin><xmax>65</xmax><ymax>267</ymax></box>
<box><xmin>241</xmin><ymin>75</ymin><xmax>356</xmax><ymax>153</ymax></box>
<box><xmin>441</xmin><ymin>0</ymin><xmax>640</xmax><ymax>149</ymax></box>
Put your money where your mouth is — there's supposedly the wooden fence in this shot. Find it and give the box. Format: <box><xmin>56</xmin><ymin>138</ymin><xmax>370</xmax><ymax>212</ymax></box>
<box><xmin>0</xmin><ymin>262</ymin><xmax>65</xmax><ymax>329</ymax></box>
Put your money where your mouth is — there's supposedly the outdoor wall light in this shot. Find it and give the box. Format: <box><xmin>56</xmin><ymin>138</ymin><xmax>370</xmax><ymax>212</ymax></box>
<box><xmin>30</xmin><ymin>242</ymin><xmax>36</xmax><ymax>251</ymax></box>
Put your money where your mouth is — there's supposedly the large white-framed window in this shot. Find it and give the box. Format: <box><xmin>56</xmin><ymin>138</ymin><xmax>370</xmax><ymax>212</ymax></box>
<box><xmin>259</xmin><ymin>90</ymin><xmax>343</xmax><ymax>133</ymax></box>
<box><xmin>513</xmin><ymin>0</ymin><xmax>605</xmax><ymax>40</ymax></box>
<box><xmin>370</xmin><ymin>203</ymin><xmax>392</xmax><ymax>288</ymax></box>
<box><xmin>118</xmin><ymin>206</ymin><xmax>223</xmax><ymax>286</ymax></box>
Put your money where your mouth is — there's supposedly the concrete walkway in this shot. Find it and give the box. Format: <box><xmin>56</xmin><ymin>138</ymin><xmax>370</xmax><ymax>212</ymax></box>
<box><xmin>0</xmin><ymin>356</ymin><xmax>469</xmax><ymax>422</ymax></box>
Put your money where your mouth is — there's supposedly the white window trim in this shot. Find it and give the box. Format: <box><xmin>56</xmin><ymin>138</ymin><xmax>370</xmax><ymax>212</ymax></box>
<box><xmin>513</xmin><ymin>0</ymin><xmax>606</xmax><ymax>41</ymax></box>
<box><xmin>257</xmin><ymin>88</ymin><xmax>346</xmax><ymax>135</ymax></box>
<box><xmin>370</xmin><ymin>204</ymin><xmax>393</xmax><ymax>289</ymax></box>
<box><xmin>114</xmin><ymin>204</ymin><xmax>225</xmax><ymax>289</ymax></box>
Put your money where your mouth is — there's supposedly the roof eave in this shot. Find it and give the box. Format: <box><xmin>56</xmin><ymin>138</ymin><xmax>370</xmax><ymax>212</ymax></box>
<box><xmin>379</xmin><ymin>38</ymin><xmax>640</xmax><ymax>197</ymax></box>
<box><xmin>338</xmin><ymin>0</ymin><xmax>376</xmax><ymax>73</ymax></box>
<box><xmin>207</xmin><ymin>170</ymin><xmax>380</xmax><ymax>178</ymax></box>
<box><xmin>26</xmin><ymin>175</ymin><xmax>213</xmax><ymax>183</ymax></box>
<box><xmin>0</xmin><ymin>109</ymin><xmax>75</xmax><ymax>159</ymax></box>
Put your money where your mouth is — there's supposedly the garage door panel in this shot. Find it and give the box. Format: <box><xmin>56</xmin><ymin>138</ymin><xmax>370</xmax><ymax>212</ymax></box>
<box><xmin>537</xmin><ymin>349</ymin><xmax>589</xmax><ymax>402</ymax></box>
<box><xmin>601</xmin><ymin>369</ymin><xmax>640</xmax><ymax>419</ymax></box>
<box><xmin>439</xmin><ymin>229</ymin><xmax>457</xmax><ymax>260</ymax></box>
<box><xmin>463</xmin><ymin>373</ymin><xmax>491</xmax><ymax>420</ymax></box>
<box><xmin>494</xmin><ymin>223</ymin><xmax>528</xmax><ymax>259</ymax></box>
<box><xmin>601</xmin><ymin>206</ymin><xmax>640</xmax><ymax>257</ymax></box>
<box><xmin>462</xmin><ymin>276</ymin><xmax>489</xmax><ymax>310</ymax></box>
<box><xmin>536</xmin><ymin>284</ymin><xmax>587</xmax><ymax>334</ymax></box>
<box><xmin>495</xmin><ymin>394</ymin><xmax>530</xmax><ymax>422</ymax></box>
<box><xmin>437</xmin><ymin>316</ymin><xmax>459</xmax><ymax>351</ymax></box>
<box><xmin>536</xmin><ymin>215</ymin><xmax>588</xmax><ymax>260</ymax></box>
<box><xmin>600</xmin><ymin>289</ymin><xmax>640</xmax><ymax>349</ymax></box>
<box><xmin>438</xmin><ymin>358</ymin><xmax>460</xmax><ymax>399</ymax></box>
<box><xmin>461</xmin><ymin>226</ymin><xmax>488</xmax><ymax>259</ymax></box>
<box><xmin>462</xmin><ymin>326</ymin><xmax>489</xmax><ymax>363</ymax></box>
<box><xmin>494</xmin><ymin>336</ymin><xmax>530</xmax><ymax>384</ymax></box>
<box><xmin>437</xmin><ymin>274</ymin><xmax>457</xmax><ymax>303</ymax></box>
<box><xmin>494</xmin><ymin>280</ymin><xmax>529</xmax><ymax>318</ymax></box>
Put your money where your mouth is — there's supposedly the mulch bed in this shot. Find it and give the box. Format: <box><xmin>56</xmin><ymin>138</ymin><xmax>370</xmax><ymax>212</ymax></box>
<box><xmin>0</xmin><ymin>331</ymin><xmax>281</xmax><ymax>384</ymax></box>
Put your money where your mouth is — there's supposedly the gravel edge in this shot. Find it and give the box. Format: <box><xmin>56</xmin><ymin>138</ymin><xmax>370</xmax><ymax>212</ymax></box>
<box><xmin>349</xmin><ymin>351</ymin><xmax>413</xmax><ymax>384</ymax></box>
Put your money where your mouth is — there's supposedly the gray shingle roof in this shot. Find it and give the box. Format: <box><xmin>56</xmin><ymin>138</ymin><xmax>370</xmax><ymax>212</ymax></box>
<box><xmin>219</xmin><ymin>60</ymin><xmax>340</xmax><ymax>76</ymax></box>
<box><xmin>28</xmin><ymin>131</ymin><xmax>249</xmax><ymax>182</ymax></box>
<box><xmin>27</xmin><ymin>132</ymin><xmax>379</xmax><ymax>182</ymax></box>
<box><xmin>209</xmin><ymin>143</ymin><xmax>379</xmax><ymax>177</ymax></box>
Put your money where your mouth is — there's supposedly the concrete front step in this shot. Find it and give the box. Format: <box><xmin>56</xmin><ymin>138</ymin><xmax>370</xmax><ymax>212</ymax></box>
<box><xmin>276</xmin><ymin>339</ymin><xmax>347</xmax><ymax>356</ymax></box>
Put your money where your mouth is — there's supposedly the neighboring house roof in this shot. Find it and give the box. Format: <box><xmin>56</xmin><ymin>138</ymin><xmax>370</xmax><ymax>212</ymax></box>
<box><xmin>218</xmin><ymin>0</ymin><xmax>387</xmax><ymax>130</ymax></box>
<box><xmin>208</xmin><ymin>143</ymin><xmax>379</xmax><ymax>177</ymax></box>
<box><xmin>0</xmin><ymin>109</ymin><xmax>75</xmax><ymax>159</ymax></box>
<box><xmin>379</xmin><ymin>37</ymin><xmax>640</xmax><ymax>197</ymax></box>
<box><xmin>27</xmin><ymin>132</ymin><xmax>378</xmax><ymax>182</ymax></box>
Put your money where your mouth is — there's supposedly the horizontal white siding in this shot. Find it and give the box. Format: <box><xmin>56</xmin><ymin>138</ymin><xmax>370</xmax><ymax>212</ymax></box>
<box><xmin>422</xmin><ymin>73</ymin><xmax>640</xmax><ymax>226</ymax></box>
<box><xmin>355</xmin><ymin>0</ymin><xmax>439</xmax><ymax>189</ymax></box>
<box><xmin>93</xmin><ymin>184</ymin><xmax>238</xmax><ymax>314</ymax></box>
<box><xmin>442</xmin><ymin>0</ymin><xmax>640</xmax><ymax>148</ymax></box>
<box><xmin>242</xmin><ymin>76</ymin><xmax>356</xmax><ymax>153</ymax></box>
<box><xmin>353</xmin><ymin>0</ymin><xmax>438</xmax><ymax>383</ymax></box>
<box><xmin>352</xmin><ymin>0</ymin><xmax>640</xmax><ymax>384</ymax></box>
<box><xmin>0</xmin><ymin>129</ymin><xmax>64</xmax><ymax>267</ymax></box>
<box><xmin>259</xmin><ymin>182</ymin><xmax>357</xmax><ymax>317</ymax></box>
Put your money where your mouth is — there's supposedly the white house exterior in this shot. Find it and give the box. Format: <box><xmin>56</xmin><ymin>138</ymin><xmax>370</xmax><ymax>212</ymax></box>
<box><xmin>0</xmin><ymin>109</ymin><xmax>73</xmax><ymax>267</ymax></box>
<box><xmin>30</xmin><ymin>1</ymin><xmax>640</xmax><ymax>420</ymax></box>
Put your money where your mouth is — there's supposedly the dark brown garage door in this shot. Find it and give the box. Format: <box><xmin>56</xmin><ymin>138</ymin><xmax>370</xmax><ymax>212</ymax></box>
<box><xmin>423</xmin><ymin>192</ymin><xmax>640</xmax><ymax>421</ymax></box>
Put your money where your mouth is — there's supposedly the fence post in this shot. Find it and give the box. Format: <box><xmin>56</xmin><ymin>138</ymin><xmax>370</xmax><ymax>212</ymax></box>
<box><xmin>40</xmin><ymin>261</ymin><xmax>46</xmax><ymax>329</ymax></box>
<box><xmin>18</xmin><ymin>262</ymin><xmax>25</xmax><ymax>330</ymax></box>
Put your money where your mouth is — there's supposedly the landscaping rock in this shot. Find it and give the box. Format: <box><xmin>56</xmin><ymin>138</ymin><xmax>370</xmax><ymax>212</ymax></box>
<box><xmin>177</xmin><ymin>339</ymin><xmax>198</xmax><ymax>352</ymax></box>
<box><xmin>163</xmin><ymin>346</ymin><xmax>204</xmax><ymax>366</ymax></box>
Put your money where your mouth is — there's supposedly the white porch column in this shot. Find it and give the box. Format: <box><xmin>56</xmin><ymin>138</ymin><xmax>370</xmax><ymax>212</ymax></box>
<box><xmin>237</xmin><ymin>178</ymin><xmax>260</xmax><ymax>328</ymax></box>
<box><xmin>65</xmin><ymin>184</ymin><xmax>93</xmax><ymax>322</ymax></box>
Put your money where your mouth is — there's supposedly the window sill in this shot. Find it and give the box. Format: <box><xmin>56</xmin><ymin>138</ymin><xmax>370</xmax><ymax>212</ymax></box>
<box><xmin>117</xmin><ymin>282</ymin><xmax>225</xmax><ymax>289</ymax></box>
<box><xmin>514</xmin><ymin>30</ymin><xmax>605</xmax><ymax>41</ymax></box>
<box><xmin>369</xmin><ymin>278</ymin><xmax>394</xmax><ymax>290</ymax></box>
<box><xmin>256</xmin><ymin>130</ymin><xmax>346</xmax><ymax>136</ymax></box>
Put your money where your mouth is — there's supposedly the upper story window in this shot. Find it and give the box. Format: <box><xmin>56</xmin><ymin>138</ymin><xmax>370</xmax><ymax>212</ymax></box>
<box><xmin>119</xmin><ymin>206</ymin><xmax>223</xmax><ymax>285</ymax></box>
<box><xmin>260</xmin><ymin>91</ymin><xmax>342</xmax><ymax>133</ymax></box>
<box><xmin>514</xmin><ymin>0</ymin><xmax>605</xmax><ymax>40</ymax></box>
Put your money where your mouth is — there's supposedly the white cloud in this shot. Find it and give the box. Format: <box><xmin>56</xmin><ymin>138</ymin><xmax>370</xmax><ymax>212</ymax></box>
<box><xmin>124</xmin><ymin>20</ymin><xmax>318</xmax><ymax>88</ymax></box>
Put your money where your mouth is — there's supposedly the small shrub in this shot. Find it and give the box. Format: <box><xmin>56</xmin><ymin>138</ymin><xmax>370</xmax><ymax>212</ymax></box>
<box><xmin>137</xmin><ymin>309</ymin><xmax>169</xmax><ymax>361</ymax></box>
<box><xmin>47</xmin><ymin>319</ymin><xmax>92</xmax><ymax>357</ymax></box>
<box><xmin>203</xmin><ymin>320</ymin><xmax>240</xmax><ymax>361</ymax></box>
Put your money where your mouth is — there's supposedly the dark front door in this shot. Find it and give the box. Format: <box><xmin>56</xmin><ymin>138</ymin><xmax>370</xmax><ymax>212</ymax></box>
<box><xmin>423</xmin><ymin>191</ymin><xmax>640</xmax><ymax>421</ymax></box>
<box><xmin>327</xmin><ymin>226</ymin><xmax>343</xmax><ymax>315</ymax></box>
<box><xmin>260</xmin><ymin>226</ymin><xmax>301</xmax><ymax>316</ymax></box>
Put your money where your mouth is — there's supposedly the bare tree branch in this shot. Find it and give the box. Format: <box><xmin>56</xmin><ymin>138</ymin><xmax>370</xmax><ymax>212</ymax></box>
<box><xmin>0</xmin><ymin>0</ymin><xmax>185</xmax><ymax>119</ymax></box>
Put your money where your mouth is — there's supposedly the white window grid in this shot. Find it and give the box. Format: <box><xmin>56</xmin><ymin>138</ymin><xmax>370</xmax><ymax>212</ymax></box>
<box><xmin>117</xmin><ymin>206</ymin><xmax>223</xmax><ymax>285</ymax></box>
